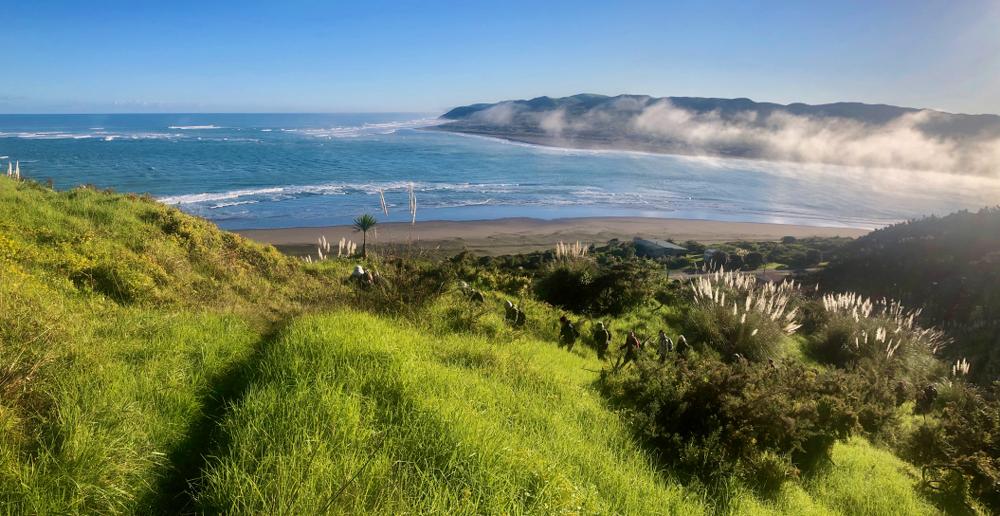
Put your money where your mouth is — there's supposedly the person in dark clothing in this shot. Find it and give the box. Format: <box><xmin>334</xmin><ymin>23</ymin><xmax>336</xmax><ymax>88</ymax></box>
<box><xmin>592</xmin><ymin>321</ymin><xmax>611</xmax><ymax>360</ymax></box>
<box><xmin>514</xmin><ymin>306</ymin><xmax>526</xmax><ymax>328</ymax></box>
<box><xmin>675</xmin><ymin>334</ymin><xmax>690</xmax><ymax>356</ymax></box>
<box><xmin>915</xmin><ymin>384</ymin><xmax>939</xmax><ymax>414</ymax></box>
<box><xmin>615</xmin><ymin>330</ymin><xmax>642</xmax><ymax>371</ymax></box>
<box><xmin>656</xmin><ymin>330</ymin><xmax>673</xmax><ymax>363</ymax></box>
<box><xmin>504</xmin><ymin>300</ymin><xmax>518</xmax><ymax>325</ymax></box>
<box><xmin>559</xmin><ymin>316</ymin><xmax>579</xmax><ymax>350</ymax></box>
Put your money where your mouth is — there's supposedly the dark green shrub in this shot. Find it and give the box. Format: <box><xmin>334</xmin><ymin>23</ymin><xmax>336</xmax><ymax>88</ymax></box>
<box><xmin>535</xmin><ymin>258</ymin><xmax>664</xmax><ymax>316</ymax></box>
<box><xmin>708</xmin><ymin>250</ymin><xmax>729</xmax><ymax>270</ymax></box>
<box><xmin>805</xmin><ymin>249</ymin><xmax>823</xmax><ymax>266</ymax></box>
<box><xmin>904</xmin><ymin>381</ymin><xmax>1000</xmax><ymax>512</ymax></box>
<box><xmin>601</xmin><ymin>354</ymin><xmax>895</xmax><ymax>493</ymax></box>
<box><xmin>683</xmin><ymin>240</ymin><xmax>706</xmax><ymax>254</ymax></box>
<box><xmin>534</xmin><ymin>261</ymin><xmax>596</xmax><ymax>313</ymax></box>
<box><xmin>744</xmin><ymin>252</ymin><xmax>764</xmax><ymax>270</ymax></box>
<box><xmin>685</xmin><ymin>302</ymin><xmax>786</xmax><ymax>361</ymax></box>
<box><xmin>351</xmin><ymin>257</ymin><xmax>452</xmax><ymax>318</ymax></box>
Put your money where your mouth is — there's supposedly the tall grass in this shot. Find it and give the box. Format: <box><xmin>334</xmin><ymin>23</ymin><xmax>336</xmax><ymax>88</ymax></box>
<box><xmin>812</xmin><ymin>292</ymin><xmax>947</xmax><ymax>377</ymax></box>
<box><xmin>554</xmin><ymin>240</ymin><xmax>588</xmax><ymax>260</ymax></box>
<box><xmin>687</xmin><ymin>269</ymin><xmax>802</xmax><ymax>360</ymax></box>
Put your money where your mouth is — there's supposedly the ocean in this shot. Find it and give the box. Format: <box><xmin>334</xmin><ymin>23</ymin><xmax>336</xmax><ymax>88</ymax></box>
<box><xmin>1</xmin><ymin>113</ymin><xmax>998</xmax><ymax>230</ymax></box>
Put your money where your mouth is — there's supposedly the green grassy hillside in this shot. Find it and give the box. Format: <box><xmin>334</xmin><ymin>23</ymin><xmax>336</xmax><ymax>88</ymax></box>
<box><xmin>0</xmin><ymin>178</ymin><xmax>963</xmax><ymax>513</ymax></box>
<box><xmin>195</xmin><ymin>310</ymin><xmax>939</xmax><ymax>515</ymax></box>
<box><xmin>0</xmin><ymin>180</ymin><xmax>339</xmax><ymax>512</ymax></box>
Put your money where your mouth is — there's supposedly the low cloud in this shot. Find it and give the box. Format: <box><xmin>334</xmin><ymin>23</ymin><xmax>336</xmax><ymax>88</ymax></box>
<box><xmin>468</xmin><ymin>99</ymin><xmax>1000</xmax><ymax>176</ymax></box>
<box><xmin>633</xmin><ymin>101</ymin><xmax>985</xmax><ymax>174</ymax></box>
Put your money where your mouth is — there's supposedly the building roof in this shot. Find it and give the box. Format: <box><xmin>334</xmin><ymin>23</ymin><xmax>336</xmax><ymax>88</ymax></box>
<box><xmin>633</xmin><ymin>237</ymin><xmax>688</xmax><ymax>252</ymax></box>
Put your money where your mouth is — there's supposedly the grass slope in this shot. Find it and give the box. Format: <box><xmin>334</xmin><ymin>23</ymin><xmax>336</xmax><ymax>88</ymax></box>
<box><xmin>197</xmin><ymin>310</ymin><xmax>938</xmax><ymax>515</ymax></box>
<box><xmin>0</xmin><ymin>180</ymin><xmax>338</xmax><ymax>512</ymax></box>
<box><xmin>0</xmin><ymin>179</ymin><xmax>942</xmax><ymax>513</ymax></box>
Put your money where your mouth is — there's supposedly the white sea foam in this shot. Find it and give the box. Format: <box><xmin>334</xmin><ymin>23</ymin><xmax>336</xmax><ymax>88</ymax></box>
<box><xmin>0</xmin><ymin>130</ymin><xmax>183</xmax><ymax>140</ymax></box>
<box><xmin>156</xmin><ymin>180</ymin><xmax>522</xmax><ymax>207</ymax></box>
<box><xmin>160</xmin><ymin>187</ymin><xmax>286</xmax><ymax>205</ymax></box>
<box><xmin>282</xmin><ymin>118</ymin><xmax>445</xmax><ymax>139</ymax></box>
<box><xmin>168</xmin><ymin>125</ymin><xmax>224</xmax><ymax>130</ymax></box>
<box><xmin>210</xmin><ymin>200</ymin><xmax>259</xmax><ymax>209</ymax></box>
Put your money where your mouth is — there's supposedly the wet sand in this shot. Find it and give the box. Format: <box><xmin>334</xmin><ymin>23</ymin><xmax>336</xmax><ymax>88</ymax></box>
<box><xmin>237</xmin><ymin>217</ymin><xmax>870</xmax><ymax>256</ymax></box>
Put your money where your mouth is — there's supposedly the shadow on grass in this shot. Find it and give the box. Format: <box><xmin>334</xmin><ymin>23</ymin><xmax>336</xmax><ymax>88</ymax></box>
<box><xmin>139</xmin><ymin>323</ymin><xmax>287</xmax><ymax>515</ymax></box>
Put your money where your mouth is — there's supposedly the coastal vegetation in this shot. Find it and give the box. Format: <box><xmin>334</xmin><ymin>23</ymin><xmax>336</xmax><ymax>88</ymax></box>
<box><xmin>1</xmin><ymin>176</ymin><xmax>997</xmax><ymax>513</ymax></box>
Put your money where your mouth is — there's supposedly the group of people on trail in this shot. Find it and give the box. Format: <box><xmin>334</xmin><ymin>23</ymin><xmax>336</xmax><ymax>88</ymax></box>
<box><xmin>612</xmin><ymin>328</ymin><xmax>688</xmax><ymax>371</ymax></box>
<box><xmin>557</xmin><ymin>316</ymin><xmax>687</xmax><ymax>369</ymax></box>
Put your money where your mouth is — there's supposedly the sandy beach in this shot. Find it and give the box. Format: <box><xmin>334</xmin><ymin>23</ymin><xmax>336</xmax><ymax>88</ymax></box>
<box><xmin>238</xmin><ymin>217</ymin><xmax>870</xmax><ymax>256</ymax></box>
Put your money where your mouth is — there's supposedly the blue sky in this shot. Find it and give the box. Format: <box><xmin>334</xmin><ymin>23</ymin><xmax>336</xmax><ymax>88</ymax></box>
<box><xmin>3</xmin><ymin>0</ymin><xmax>999</xmax><ymax>114</ymax></box>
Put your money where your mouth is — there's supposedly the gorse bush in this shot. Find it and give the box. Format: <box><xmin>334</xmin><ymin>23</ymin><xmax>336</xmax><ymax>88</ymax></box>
<box><xmin>535</xmin><ymin>257</ymin><xmax>664</xmax><ymax>316</ymax></box>
<box><xmin>905</xmin><ymin>381</ymin><xmax>1000</xmax><ymax>513</ymax></box>
<box><xmin>601</xmin><ymin>353</ymin><xmax>898</xmax><ymax>495</ymax></box>
<box><xmin>347</xmin><ymin>256</ymin><xmax>453</xmax><ymax>318</ymax></box>
<box><xmin>685</xmin><ymin>270</ymin><xmax>802</xmax><ymax>361</ymax></box>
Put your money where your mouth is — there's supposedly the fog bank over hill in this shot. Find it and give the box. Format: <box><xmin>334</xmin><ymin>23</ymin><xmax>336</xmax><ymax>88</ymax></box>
<box><xmin>437</xmin><ymin>94</ymin><xmax>1000</xmax><ymax>176</ymax></box>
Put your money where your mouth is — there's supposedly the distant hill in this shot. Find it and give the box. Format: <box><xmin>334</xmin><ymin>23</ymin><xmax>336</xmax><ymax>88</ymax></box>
<box><xmin>436</xmin><ymin>94</ymin><xmax>1000</xmax><ymax>175</ymax></box>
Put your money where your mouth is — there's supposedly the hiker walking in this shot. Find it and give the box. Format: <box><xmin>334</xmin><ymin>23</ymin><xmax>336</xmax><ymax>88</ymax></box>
<box><xmin>559</xmin><ymin>316</ymin><xmax>579</xmax><ymax>351</ymax></box>
<box><xmin>675</xmin><ymin>334</ymin><xmax>690</xmax><ymax>356</ymax></box>
<box><xmin>592</xmin><ymin>321</ymin><xmax>611</xmax><ymax>360</ymax></box>
<box><xmin>460</xmin><ymin>281</ymin><xmax>485</xmax><ymax>303</ymax></box>
<box><xmin>656</xmin><ymin>330</ymin><xmax>673</xmax><ymax>363</ymax></box>
<box><xmin>615</xmin><ymin>330</ymin><xmax>642</xmax><ymax>371</ymax></box>
<box><xmin>514</xmin><ymin>305</ymin><xmax>526</xmax><ymax>328</ymax></box>
<box><xmin>504</xmin><ymin>300</ymin><xmax>518</xmax><ymax>324</ymax></box>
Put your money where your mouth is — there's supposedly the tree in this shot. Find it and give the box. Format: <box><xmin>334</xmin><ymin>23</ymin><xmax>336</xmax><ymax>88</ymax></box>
<box><xmin>728</xmin><ymin>253</ymin><xmax>745</xmax><ymax>270</ymax></box>
<box><xmin>805</xmin><ymin>249</ymin><xmax>822</xmax><ymax>267</ymax></box>
<box><xmin>745</xmin><ymin>251</ymin><xmax>764</xmax><ymax>270</ymax></box>
<box><xmin>709</xmin><ymin>250</ymin><xmax>730</xmax><ymax>271</ymax></box>
<box><xmin>352</xmin><ymin>214</ymin><xmax>377</xmax><ymax>258</ymax></box>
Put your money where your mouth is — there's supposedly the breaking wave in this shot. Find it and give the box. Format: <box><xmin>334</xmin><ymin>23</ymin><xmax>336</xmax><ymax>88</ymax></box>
<box><xmin>281</xmin><ymin>118</ymin><xmax>445</xmax><ymax>138</ymax></box>
<box><xmin>158</xmin><ymin>181</ymin><xmax>521</xmax><ymax>206</ymax></box>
